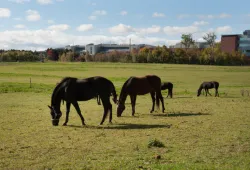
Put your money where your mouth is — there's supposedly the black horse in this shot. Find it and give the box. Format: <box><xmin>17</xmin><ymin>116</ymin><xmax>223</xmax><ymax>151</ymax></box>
<box><xmin>117</xmin><ymin>75</ymin><xmax>165</xmax><ymax>117</ymax></box>
<box><xmin>197</xmin><ymin>81</ymin><xmax>219</xmax><ymax>97</ymax></box>
<box><xmin>48</xmin><ymin>76</ymin><xmax>117</xmax><ymax>126</ymax></box>
<box><xmin>161</xmin><ymin>82</ymin><xmax>173</xmax><ymax>98</ymax></box>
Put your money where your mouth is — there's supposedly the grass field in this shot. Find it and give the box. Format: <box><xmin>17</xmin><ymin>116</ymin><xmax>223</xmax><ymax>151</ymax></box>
<box><xmin>0</xmin><ymin>62</ymin><xmax>250</xmax><ymax>170</ymax></box>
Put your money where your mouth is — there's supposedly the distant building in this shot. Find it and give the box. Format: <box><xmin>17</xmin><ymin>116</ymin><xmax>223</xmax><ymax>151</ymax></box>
<box><xmin>169</xmin><ymin>42</ymin><xmax>210</xmax><ymax>49</ymax></box>
<box><xmin>221</xmin><ymin>30</ymin><xmax>250</xmax><ymax>57</ymax></box>
<box><xmin>65</xmin><ymin>45</ymin><xmax>85</xmax><ymax>55</ymax></box>
<box><xmin>85</xmin><ymin>43</ymin><xmax>155</xmax><ymax>55</ymax></box>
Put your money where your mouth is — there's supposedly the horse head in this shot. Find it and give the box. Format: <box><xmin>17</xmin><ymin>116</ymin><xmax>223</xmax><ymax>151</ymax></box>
<box><xmin>117</xmin><ymin>102</ymin><xmax>125</xmax><ymax>117</ymax></box>
<box><xmin>197</xmin><ymin>89</ymin><xmax>202</xmax><ymax>97</ymax></box>
<box><xmin>48</xmin><ymin>105</ymin><xmax>62</xmax><ymax>126</ymax></box>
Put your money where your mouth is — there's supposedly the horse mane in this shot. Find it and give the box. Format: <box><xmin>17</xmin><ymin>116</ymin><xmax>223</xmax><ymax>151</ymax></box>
<box><xmin>51</xmin><ymin>77</ymin><xmax>76</xmax><ymax>105</ymax></box>
<box><xmin>119</xmin><ymin>77</ymin><xmax>133</xmax><ymax>103</ymax></box>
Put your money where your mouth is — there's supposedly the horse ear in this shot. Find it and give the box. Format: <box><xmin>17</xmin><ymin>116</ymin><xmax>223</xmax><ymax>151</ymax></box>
<box><xmin>48</xmin><ymin>105</ymin><xmax>52</xmax><ymax>109</ymax></box>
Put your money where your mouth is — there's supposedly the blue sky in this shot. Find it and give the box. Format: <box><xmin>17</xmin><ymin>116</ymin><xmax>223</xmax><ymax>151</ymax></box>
<box><xmin>0</xmin><ymin>0</ymin><xmax>250</xmax><ymax>51</ymax></box>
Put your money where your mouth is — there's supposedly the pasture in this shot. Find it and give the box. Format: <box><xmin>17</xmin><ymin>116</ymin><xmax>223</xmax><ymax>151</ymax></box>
<box><xmin>0</xmin><ymin>62</ymin><xmax>250</xmax><ymax>170</ymax></box>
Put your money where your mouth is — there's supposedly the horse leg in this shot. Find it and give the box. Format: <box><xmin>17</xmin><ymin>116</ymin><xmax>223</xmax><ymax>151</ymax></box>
<box><xmin>100</xmin><ymin>101</ymin><xmax>109</xmax><ymax>125</ymax></box>
<box><xmin>215</xmin><ymin>88</ymin><xmax>219</xmax><ymax>97</ymax></box>
<box><xmin>157</xmin><ymin>91</ymin><xmax>165</xmax><ymax>113</ymax></box>
<box><xmin>130</xmin><ymin>95</ymin><xmax>136</xmax><ymax>116</ymax></box>
<box><xmin>108</xmin><ymin>102</ymin><xmax>112</xmax><ymax>124</ymax></box>
<box><xmin>205</xmin><ymin>89</ymin><xmax>208</xmax><ymax>96</ymax></box>
<box><xmin>72</xmin><ymin>102</ymin><xmax>85</xmax><ymax>125</ymax></box>
<box><xmin>63</xmin><ymin>102</ymin><xmax>71</xmax><ymax>126</ymax></box>
<box><xmin>207</xmin><ymin>89</ymin><xmax>212</xmax><ymax>96</ymax></box>
<box><xmin>150</xmin><ymin>92</ymin><xmax>156</xmax><ymax>113</ymax></box>
<box><xmin>97</xmin><ymin>95</ymin><xmax>101</xmax><ymax>105</ymax></box>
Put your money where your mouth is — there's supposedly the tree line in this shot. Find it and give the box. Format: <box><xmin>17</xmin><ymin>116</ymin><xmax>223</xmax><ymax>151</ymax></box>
<box><xmin>1</xmin><ymin>32</ymin><xmax>250</xmax><ymax>65</ymax></box>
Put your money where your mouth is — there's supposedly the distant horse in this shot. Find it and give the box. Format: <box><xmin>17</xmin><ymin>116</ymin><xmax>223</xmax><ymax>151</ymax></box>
<box><xmin>117</xmin><ymin>75</ymin><xmax>165</xmax><ymax>117</ymax></box>
<box><xmin>197</xmin><ymin>81</ymin><xmax>219</xmax><ymax>97</ymax></box>
<box><xmin>161</xmin><ymin>82</ymin><xmax>173</xmax><ymax>98</ymax></box>
<box><xmin>48</xmin><ymin>76</ymin><xmax>117</xmax><ymax>126</ymax></box>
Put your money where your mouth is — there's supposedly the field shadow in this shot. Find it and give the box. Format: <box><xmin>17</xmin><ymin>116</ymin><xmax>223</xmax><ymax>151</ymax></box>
<box><xmin>67</xmin><ymin>123</ymin><xmax>171</xmax><ymax>130</ymax></box>
<box><xmin>172</xmin><ymin>96</ymin><xmax>193</xmax><ymax>99</ymax></box>
<box><xmin>153</xmin><ymin>112</ymin><xmax>210</xmax><ymax>117</ymax></box>
<box><xmin>220</xmin><ymin>96</ymin><xmax>241</xmax><ymax>98</ymax></box>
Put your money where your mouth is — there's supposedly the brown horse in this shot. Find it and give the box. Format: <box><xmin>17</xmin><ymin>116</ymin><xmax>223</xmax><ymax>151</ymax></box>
<box><xmin>161</xmin><ymin>82</ymin><xmax>173</xmax><ymax>98</ymax></box>
<box><xmin>48</xmin><ymin>76</ymin><xmax>117</xmax><ymax>126</ymax></box>
<box><xmin>197</xmin><ymin>81</ymin><xmax>219</xmax><ymax>97</ymax></box>
<box><xmin>117</xmin><ymin>75</ymin><xmax>165</xmax><ymax>117</ymax></box>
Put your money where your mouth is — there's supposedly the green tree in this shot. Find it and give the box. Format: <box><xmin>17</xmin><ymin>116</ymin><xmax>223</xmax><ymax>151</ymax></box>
<box><xmin>181</xmin><ymin>34</ymin><xmax>195</xmax><ymax>51</ymax></box>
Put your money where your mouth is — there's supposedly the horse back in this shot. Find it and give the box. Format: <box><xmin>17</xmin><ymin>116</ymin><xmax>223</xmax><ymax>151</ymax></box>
<box><xmin>126</xmin><ymin>75</ymin><xmax>161</xmax><ymax>95</ymax></box>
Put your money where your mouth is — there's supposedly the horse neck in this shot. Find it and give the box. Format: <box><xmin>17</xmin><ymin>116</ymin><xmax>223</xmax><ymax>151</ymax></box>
<box><xmin>51</xmin><ymin>87</ymin><xmax>63</xmax><ymax>111</ymax></box>
<box><xmin>118</xmin><ymin>90</ymin><xmax>127</xmax><ymax>105</ymax></box>
<box><xmin>198</xmin><ymin>85</ymin><xmax>203</xmax><ymax>93</ymax></box>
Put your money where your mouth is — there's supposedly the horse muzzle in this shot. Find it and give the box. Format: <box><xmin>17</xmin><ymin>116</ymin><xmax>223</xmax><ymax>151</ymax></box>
<box><xmin>52</xmin><ymin>119</ymin><xmax>60</xmax><ymax>126</ymax></box>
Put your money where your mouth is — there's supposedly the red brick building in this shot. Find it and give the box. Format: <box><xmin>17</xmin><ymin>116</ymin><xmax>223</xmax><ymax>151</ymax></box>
<box><xmin>221</xmin><ymin>35</ymin><xmax>239</xmax><ymax>54</ymax></box>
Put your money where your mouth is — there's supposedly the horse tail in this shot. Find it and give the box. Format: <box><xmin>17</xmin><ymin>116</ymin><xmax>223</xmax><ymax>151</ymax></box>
<box><xmin>169</xmin><ymin>83</ymin><xmax>173</xmax><ymax>98</ymax></box>
<box><xmin>110</xmin><ymin>82</ymin><xmax>117</xmax><ymax>104</ymax></box>
<box><xmin>156</xmin><ymin>94</ymin><xmax>160</xmax><ymax>109</ymax></box>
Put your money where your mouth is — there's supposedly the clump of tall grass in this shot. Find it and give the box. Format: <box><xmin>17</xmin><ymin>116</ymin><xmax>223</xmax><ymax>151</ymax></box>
<box><xmin>148</xmin><ymin>139</ymin><xmax>165</xmax><ymax>148</ymax></box>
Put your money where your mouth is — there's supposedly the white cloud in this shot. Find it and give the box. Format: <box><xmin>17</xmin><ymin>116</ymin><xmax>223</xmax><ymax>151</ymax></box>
<box><xmin>93</xmin><ymin>10</ymin><xmax>107</xmax><ymax>16</ymax></box>
<box><xmin>37</xmin><ymin>0</ymin><xmax>52</xmax><ymax>4</ymax></box>
<box><xmin>218</xmin><ymin>13</ymin><xmax>231</xmax><ymax>18</ymax></box>
<box><xmin>13</xmin><ymin>17</ymin><xmax>22</xmax><ymax>21</ymax></box>
<box><xmin>26</xmin><ymin>10</ymin><xmax>41</xmax><ymax>21</ymax></box>
<box><xmin>109</xmin><ymin>24</ymin><xmax>135</xmax><ymax>35</ymax></box>
<box><xmin>198</xmin><ymin>13</ymin><xmax>231</xmax><ymax>19</ymax></box>
<box><xmin>152</xmin><ymin>12</ymin><xmax>165</xmax><ymax>18</ymax></box>
<box><xmin>163</xmin><ymin>26</ymin><xmax>199</xmax><ymax>35</ymax></box>
<box><xmin>0</xmin><ymin>8</ymin><xmax>11</xmax><ymax>18</ymax></box>
<box><xmin>177</xmin><ymin>14</ymin><xmax>190</xmax><ymax>19</ymax></box>
<box><xmin>88</xmin><ymin>16</ymin><xmax>97</xmax><ymax>20</ymax></box>
<box><xmin>197</xmin><ymin>14</ymin><xmax>215</xmax><ymax>19</ymax></box>
<box><xmin>137</xmin><ymin>25</ymin><xmax>162</xmax><ymax>34</ymax></box>
<box><xmin>88</xmin><ymin>10</ymin><xmax>106</xmax><ymax>20</ymax></box>
<box><xmin>0</xmin><ymin>29</ymin><xmax>178</xmax><ymax>51</ymax></box>
<box><xmin>77</xmin><ymin>24</ymin><xmax>94</xmax><ymax>32</ymax></box>
<box><xmin>8</xmin><ymin>0</ymin><xmax>30</xmax><ymax>3</ymax></box>
<box><xmin>14</xmin><ymin>24</ymin><xmax>26</xmax><ymax>29</ymax></box>
<box><xmin>48</xmin><ymin>20</ymin><xmax>55</xmax><ymax>24</ymax></box>
<box><xmin>120</xmin><ymin>11</ymin><xmax>128</xmax><ymax>16</ymax></box>
<box><xmin>48</xmin><ymin>24</ymin><xmax>70</xmax><ymax>31</ymax></box>
<box><xmin>193</xmin><ymin>21</ymin><xmax>209</xmax><ymax>26</ymax></box>
<box><xmin>215</xmin><ymin>26</ymin><xmax>232</xmax><ymax>34</ymax></box>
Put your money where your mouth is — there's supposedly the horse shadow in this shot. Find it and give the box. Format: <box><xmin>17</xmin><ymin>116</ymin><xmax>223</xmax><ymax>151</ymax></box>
<box><xmin>153</xmin><ymin>112</ymin><xmax>210</xmax><ymax>117</ymax></box>
<box><xmin>67</xmin><ymin>123</ymin><xmax>171</xmax><ymax>130</ymax></box>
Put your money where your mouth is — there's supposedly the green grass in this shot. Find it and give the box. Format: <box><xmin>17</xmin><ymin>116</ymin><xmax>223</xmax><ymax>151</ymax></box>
<box><xmin>0</xmin><ymin>62</ymin><xmax>250</xmax><ymax>170</ymax></box>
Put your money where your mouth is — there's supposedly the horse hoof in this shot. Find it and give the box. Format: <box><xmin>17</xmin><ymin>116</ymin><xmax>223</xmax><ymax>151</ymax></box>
<box><xmin>63</xmin><ymin>123</ymin><xmax>67</xmax><ymax>126</ymax></box>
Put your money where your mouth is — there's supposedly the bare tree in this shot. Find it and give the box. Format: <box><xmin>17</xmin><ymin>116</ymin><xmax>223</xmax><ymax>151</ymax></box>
<box><xmin>203</xmin><ymin>32</ymin><xmax>217</xmax><ymax>64</ymax></box>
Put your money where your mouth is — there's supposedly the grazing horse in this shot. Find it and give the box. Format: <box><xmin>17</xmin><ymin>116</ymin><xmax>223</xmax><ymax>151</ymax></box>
<box><xmin>197</xmin><ymin>81</ymin><xmax>219</xmax><ymax>97</ymax></box>
<box><xmin>48</xmin><ymin>76</ymin><xmax>117</xmax><ymax>126</ymax></box>
<box><xmin>117</xmin><ymin>75</ymin><xmax>165</xmax><ymax>117</ymax></box>
<box><xmin>161</xmin><ymin>82</ymin><xmax>173</xmax><ymax>98</ymax></box>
